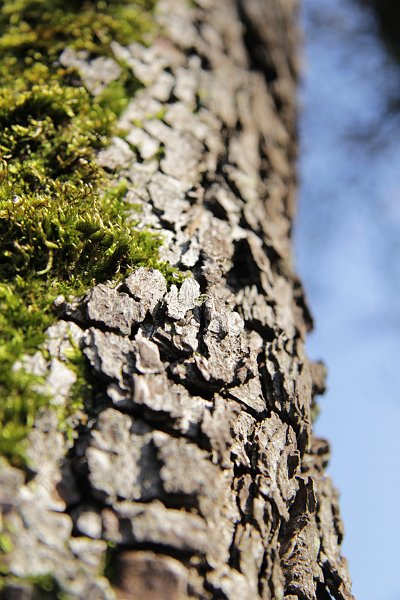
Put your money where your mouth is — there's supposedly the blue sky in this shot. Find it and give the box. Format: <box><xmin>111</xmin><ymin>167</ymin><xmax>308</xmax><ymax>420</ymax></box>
<box><xmin>296</xmin><ymin>1</ymin><xmax>400</xmax><ymax>598</ymax></box>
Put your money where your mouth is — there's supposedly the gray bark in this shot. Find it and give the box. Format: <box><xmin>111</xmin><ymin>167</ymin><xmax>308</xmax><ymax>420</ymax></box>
<box><xmin>0</xmin><ymin>1</ymin><xmax>355</xmax><ymax>599</ymax></box>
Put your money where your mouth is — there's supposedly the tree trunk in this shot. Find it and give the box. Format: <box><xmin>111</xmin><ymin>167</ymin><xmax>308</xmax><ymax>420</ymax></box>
<box><xmin>0</xmin><ymin>1</ymin><xmax>354</xmax><ymax>599</ymax></box>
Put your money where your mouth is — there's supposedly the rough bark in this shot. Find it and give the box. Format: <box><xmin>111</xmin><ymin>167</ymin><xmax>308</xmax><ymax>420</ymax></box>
<box><xmin>0</xmin><ymin>1</ymin><xmax>354</xmax><ymax>599</ymax></box>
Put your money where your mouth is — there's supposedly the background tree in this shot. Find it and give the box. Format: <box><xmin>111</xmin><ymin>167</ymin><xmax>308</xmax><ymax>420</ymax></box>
<box><xmin>362</xmin><ymin>0</ymin><xmax>400</xmax><ymax>59</ymax></box>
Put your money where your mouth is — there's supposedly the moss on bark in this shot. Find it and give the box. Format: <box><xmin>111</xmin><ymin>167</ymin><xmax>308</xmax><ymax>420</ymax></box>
<box><xmin>0</xmin><ymin>0</ymin><xmax>183</xmax><ymax>464</ymax></box>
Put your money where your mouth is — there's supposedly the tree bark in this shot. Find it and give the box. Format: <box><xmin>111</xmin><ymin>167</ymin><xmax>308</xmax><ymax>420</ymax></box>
<box><xmin>0</xmin><ymin>1</ymin><xmax>354</xmax><ymax>599</ymax></box>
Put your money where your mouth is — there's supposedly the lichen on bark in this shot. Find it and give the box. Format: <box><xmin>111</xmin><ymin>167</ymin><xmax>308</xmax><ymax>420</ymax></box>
<box><xmin>0</xmin><ymin>1</ymin><xmax>355</xmax><ymax>599</ymax></box>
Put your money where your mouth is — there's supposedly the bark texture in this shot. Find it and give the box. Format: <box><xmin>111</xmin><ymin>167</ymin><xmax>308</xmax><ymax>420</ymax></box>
<box><xmin>0</xmin><ymin>1</ymin><xmax>355</xmax><ymax>599</ymax></box>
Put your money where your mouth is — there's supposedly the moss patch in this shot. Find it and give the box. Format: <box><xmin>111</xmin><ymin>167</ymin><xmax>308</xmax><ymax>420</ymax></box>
<box><xmin>0</xmin><ymin>0</ymin><xmax>180</xmax><ymax>464</ymax></box>
<box><xmin>0</xmin><ymin>573</ymin><xmax>64</xmax><ymax>599</ymax></box>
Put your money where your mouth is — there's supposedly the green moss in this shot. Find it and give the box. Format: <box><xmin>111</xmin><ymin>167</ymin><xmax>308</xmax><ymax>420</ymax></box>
<box><xmin>98</xmin><ymin>68</ymin><xmax>142</xmax><ymax>118</ymax></box>
<box><xmin>102</xmin><ymin>541</ymin><xmax>118</xmax><ymax>583</ymax></box>
<box><xmin>0</xmin><ymin>0</ymin><xmax>184</xmax><ymax>465</ymax></box>
<box><xmin>26</xmin><ymin>573</ymin><xmax>61</xmax><ymax>596</ymax></box>
<box><xmin>0</xmin><ymin>534</ymin><xmax>13</xmax><ymax>555</ymax></box>
<box><xmin>0</xmin><ymin>573</ymin><xmax>65</xmax><ymax>598</ymax></box>
<box><xmin>0</xmin><ymin>0</ymin><xmax>156</xmax><ymax>67</ymax></box>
